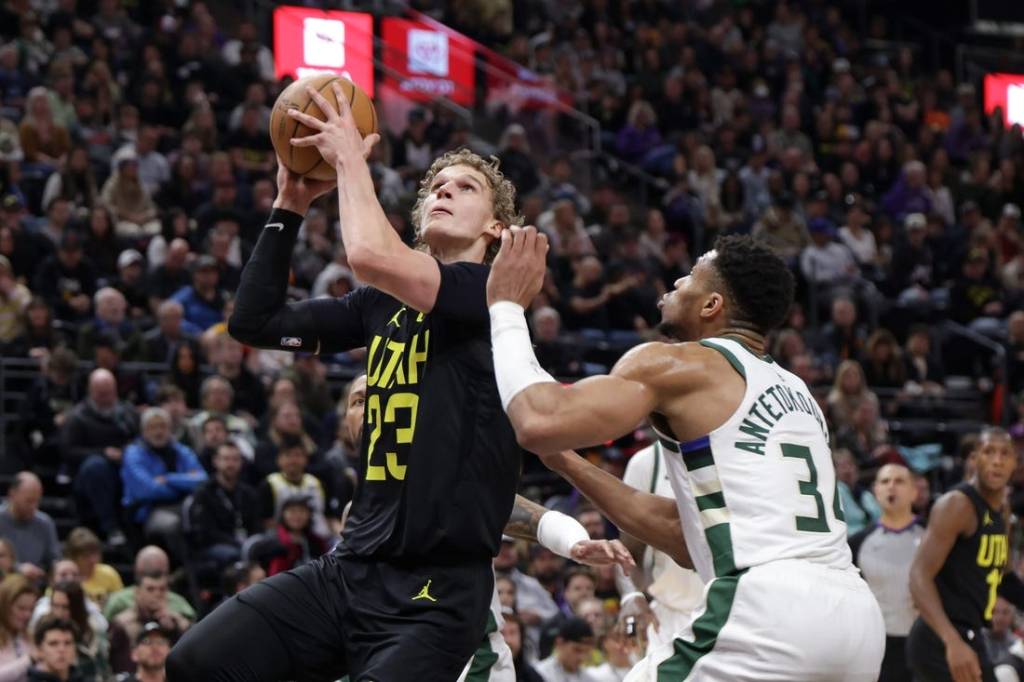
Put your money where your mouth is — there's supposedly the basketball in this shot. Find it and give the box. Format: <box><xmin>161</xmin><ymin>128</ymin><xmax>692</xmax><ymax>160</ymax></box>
<box><xmin>269</xmin><ymin>74</ymin><xmax>378</xmax><ymax>181</ymax></box>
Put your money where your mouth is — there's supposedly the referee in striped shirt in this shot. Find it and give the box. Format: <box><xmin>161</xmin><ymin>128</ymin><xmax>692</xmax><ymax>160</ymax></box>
<box><xmin>849</xmin><ymin>463</ymin><xmax>925</xmax><ymax>682</ymax></box>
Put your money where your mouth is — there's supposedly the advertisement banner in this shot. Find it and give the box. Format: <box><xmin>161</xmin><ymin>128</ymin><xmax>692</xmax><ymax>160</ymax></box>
<box><xmin>984</xmin><ymin>73</ymin><xmax>1024</xmax><ymax>127</ymax></box>
<box><xmin>381</xmin><ymin>18</ymin><xmax>475</xmax><ymax>106</ymax></box>
<box><xmin>273</xmin><ymin>6</ymin><xmax>374</xmax><ymax>96</ymax></box>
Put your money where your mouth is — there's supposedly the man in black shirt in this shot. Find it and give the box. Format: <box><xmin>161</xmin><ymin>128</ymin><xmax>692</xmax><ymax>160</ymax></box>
<box><xmin>169</xmin><ymin>87</ymin><xmax>629</xmax><ymax>682</ymax></box>
<box><xmin>187</xmin><ymin>440</ymin><xmax>259</xmax><ymax>570</ymax></box>
<box><xmin>908</xmin><ymin>427</ymin><xmax>1024</xmax><ymax>682</ymax></box>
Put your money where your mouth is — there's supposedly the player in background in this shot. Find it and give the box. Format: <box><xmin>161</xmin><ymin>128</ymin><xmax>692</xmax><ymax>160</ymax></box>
<box><xmin>485</xmin><ymin>231</ymin><xmax>885</xmax><ymax>681</ymax></box>
<box><xmin>616</xmin><ymin>440</ymin><xmax>704</xmax><ymax>653</ymax></box>
<box><xmin>908</xmin><ymin>428</ymin><xmax>1024</xmax><ymax>682</ymax></box>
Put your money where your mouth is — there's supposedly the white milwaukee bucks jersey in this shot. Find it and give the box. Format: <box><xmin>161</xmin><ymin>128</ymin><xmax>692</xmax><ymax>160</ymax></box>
<box><xmin>657</xmin><ymin>337</ymin><xmax>852</xmax><ymax>583</ymax></box>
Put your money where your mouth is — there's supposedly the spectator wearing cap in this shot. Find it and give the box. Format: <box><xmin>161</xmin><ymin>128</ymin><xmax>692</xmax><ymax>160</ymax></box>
<box><xmin>64</xmin><ymin>368</ymin><xmax>139</xmax><ymax>545</ymax></box>
<box><xmin>265</xmin><ymin>493</ymin><xmax>328</xmax><ymax>577</ymax></box>
<box><xmin>536</xmin><ymin>617</ymin><xmax>599</xmax><ymax>682</ymax></box>
<box><xmin>101</xmin><ymin>147</ymin><xmax>160</xmax><ymax>239</ymax></box>
<box><xmin>108</xmin><ymin>571</ymin><xmax>190</xmax><ymax>675</ymax></box>
<box><xmin>170</xmin><ymin>255</ymin><xmax>226</xmax><ymax>331</ymax></box>
<box><xmin>77</xmin><ymin>287</ymin><xmax>141</xmax><ymax>361</ymax></box>
<box><xmin>0</xmin><ymin>253</ymin><xmax>29</xmax><ymax>345</ymax></box>
<box><xmin>751</xmin><ymin>192</ymin><xmax>808</xmax><ymax>263</ymax></box>
<box><xmin>888</xmin><ymin>213</ymin><xmax>935</xmax><ymax>303</ymax></box>
<box><xmin>32</xmin><ymin>230</ymin><xmax>97</xmax><ymax>323</ymax></box>
<box><xmin>114</xmin><ymin>249</ymin><xmax>150</xmax><ymax>321</ymax></box>
<box><xmin>17</xmin><ymin>347</ymin><xmax>80</xmax><ymax>469</ymax></box>
<box><xmin>119</xmin><ymin>620</ymin><xmax>171</xmax><ymax>682</ymax></box>
<box><xmin>121</xmin><ymin>407</ymin><xmax>206</xmax><ymax>558</ymax></box>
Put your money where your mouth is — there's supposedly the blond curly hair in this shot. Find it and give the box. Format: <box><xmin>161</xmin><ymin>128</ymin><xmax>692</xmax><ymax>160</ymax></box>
<box><xmin>410</xmin><ymin>149</ymin><xmax>524</xmax><ymax>264</ymax></box>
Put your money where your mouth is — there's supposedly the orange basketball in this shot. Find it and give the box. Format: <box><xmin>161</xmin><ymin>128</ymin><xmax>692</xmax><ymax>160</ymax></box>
<box><xmin>269</xmin><ymin>74</ymin><xmax>378</xmax><ymax>181</ymax></box>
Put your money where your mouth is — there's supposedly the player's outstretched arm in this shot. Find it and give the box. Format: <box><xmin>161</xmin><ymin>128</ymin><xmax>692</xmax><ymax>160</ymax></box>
<box><xmin>503</xmin><ymin>494</ymin><xmax>635</xmax><ymax>570</ymax></box>
<box><xmin>288</xmin><ymin>83</ymin><xmax>441</xmax><ymax>313</ymax></box>
<box><xmin>538</xmin><ymin>450</ymin><xmax>690</xmax><ymax>569</ymax></box>
<box><xmin>909</xmin><ymin>490</ymin><xmax>981</xmax><ymax>682</ymax></box>
<box><xmin>228</xmin><ymin>162</ymin><xmax>364</xmax><ymax>354</ymax></box>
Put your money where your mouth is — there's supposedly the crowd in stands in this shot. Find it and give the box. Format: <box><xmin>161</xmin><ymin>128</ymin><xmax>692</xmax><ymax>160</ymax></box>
<box><xmin>0</xmin><ymin>0</ymin><xmax>1021</xmax><ymax>679</ymax></box>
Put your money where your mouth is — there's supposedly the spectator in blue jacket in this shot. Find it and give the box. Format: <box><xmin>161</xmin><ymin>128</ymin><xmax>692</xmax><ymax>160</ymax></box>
<box><xmin>122</xmin><ymin>407</ymin><xmax>206</xmax><ymax>560</ymax></box>
<box><xmin>169</xmin><ymin>255</ymin><xmax>227</xmax><ymax>331</ymax></box>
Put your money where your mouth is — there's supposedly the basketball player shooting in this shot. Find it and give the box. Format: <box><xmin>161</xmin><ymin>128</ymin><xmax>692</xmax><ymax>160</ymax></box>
<box><xmin>485</xmin><ymin>230</ymin><xmax>886</xmax><ymax>681</ymax></box>
<box><xmin>168</xmin><ymin>84</ymin><xmax>630</xmax><ymax>682</ymax></box>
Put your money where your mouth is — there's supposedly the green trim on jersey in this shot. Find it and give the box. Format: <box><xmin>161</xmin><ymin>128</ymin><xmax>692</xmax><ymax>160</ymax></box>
<box><xmin>650</xmin><ymin>442</ymin><xmax>661</xmax><ymax>494</ymax></box>
<box><xmin>699</xmin><ymin>339</ymin><xmax>745</xmax><ymax>379</ymax></box>
<box><xmin>465</xmin><ymin>611</ymin><xmax>499</xmax><ymax>681</ymax></box>
<box><xmin>656</xmin><ymin>571</ymin><xmax>745</xmax><ymax>681</ymax></box>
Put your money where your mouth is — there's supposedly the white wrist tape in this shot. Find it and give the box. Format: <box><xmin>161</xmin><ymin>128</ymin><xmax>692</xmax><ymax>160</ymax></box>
<box><xmin>620</xmin><ymin>591</ymin><xmax>647</xmax><ymax>605</ymax></box>
<box><xmin>537</xmin><ymin>510</ymin><xmax>590</xmax><ymax>559</ymax></box>
<box><xmin>615</xmin><ymin>564</ymin><xmax>640</xmax><ymax>597</ymax></box>
<box><xmin>489</xmin><ymin>301</ymin><xmax>557</xmax><ymax>411</ymax></box>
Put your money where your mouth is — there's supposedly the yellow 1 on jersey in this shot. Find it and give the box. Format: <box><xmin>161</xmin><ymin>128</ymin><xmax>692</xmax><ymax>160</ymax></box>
<box><xmin>363</xmin><ymin>318</ymin><xmax>430</xmax><ymax>482</ymax></box>
<box><xmin>978</xmin><ymin>532</ymin><xmax>1009</xmax><ymax>621</ymax></box>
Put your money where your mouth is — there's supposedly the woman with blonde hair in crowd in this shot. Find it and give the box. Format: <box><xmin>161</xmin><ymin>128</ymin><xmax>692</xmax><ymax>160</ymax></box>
<box><xmin>100</xmin><ymin>147</ymin><xmax>161</xmax><ymax>239</ymax></box>
<box><xmin>18</xmin><ymin>86</ymin><xmax>70</xmax><ymax>171</ymax></box>
<box><xmin>64</xmin><ymin>528</ymin><xmax>123</xmax><ymax>609</ymax></box>
<box><xmin>0</xmin><ymin>573</ymin><xmax>39</xmax><ymax>681</ymax></box>
<box><xmin>827</xmin><ymin>359</ymin><xmax>880</xmax><ymax>432</ymax></box>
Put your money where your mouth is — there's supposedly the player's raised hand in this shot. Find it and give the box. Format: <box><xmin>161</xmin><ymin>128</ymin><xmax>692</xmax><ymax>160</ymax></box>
<box><xmin>486</xmin><ymin>225</ymin><xmax>549</xmax><ymax>308</ymax></box>
<box><xmin>569</xmin><ymin>538</ymin><xmax>636</xmax><ymax>571</ymax></box>
<box><xmin>288</xmin><ymin>82</ymin><xmax>380</xmax><ymax>171</ymax></box>
<box><xmin>273</xmin><ymin>154</ymin><xmax>337</xmax><ymax>214</ymax></box>
<box><xmin>944</xmin><ymin>636</ymin><xmax>982</xmax><ymax>682</ymax></box>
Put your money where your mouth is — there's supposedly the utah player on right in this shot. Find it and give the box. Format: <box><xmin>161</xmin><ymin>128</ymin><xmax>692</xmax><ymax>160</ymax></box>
<box><xmin>485</xmin><ymin>234</ymin><xmax>885</xmax><ymax>680</ymax></box>
<box><xmin>908</xmin><ymin>427</ymin><xmax>1024</xmax><ymax>682</ymax></box>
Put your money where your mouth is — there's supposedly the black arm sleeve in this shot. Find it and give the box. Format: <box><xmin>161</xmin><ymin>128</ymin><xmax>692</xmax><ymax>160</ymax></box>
<box><xmin>999</xmin><ymin>570</ymin><xmax>1024</xmax><ymax>610</ymax></box>
<box><xmin>431</xmin><ymin>262</ymin><xmax>490</xmax><ymax>323</ymax></box>
<box><xmin>228</xmin><ymin>208</ymin><xmax>366</xmax><ymax>354</ymax></box>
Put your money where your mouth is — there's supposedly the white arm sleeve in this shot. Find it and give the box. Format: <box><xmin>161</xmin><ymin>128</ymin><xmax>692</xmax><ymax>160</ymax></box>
<box><xmin>489</xmin><ymin>301</ymin><xmax>557</xmax><ymax>410</ymax></box>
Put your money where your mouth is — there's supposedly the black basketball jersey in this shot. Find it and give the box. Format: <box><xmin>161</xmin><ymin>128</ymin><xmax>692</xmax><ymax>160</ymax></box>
<box><xmin>319</xmin><ymin>262</ymin><xmax>522</xmax><ymax>562</ymax></box>
<box><xmin>935</xmin><ymin>483</ymin><xmax>1009</xmax><ymax>629</ymax></box>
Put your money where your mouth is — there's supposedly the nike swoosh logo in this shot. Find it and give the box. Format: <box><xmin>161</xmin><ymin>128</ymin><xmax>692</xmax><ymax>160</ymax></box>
<box><xmin>266</xmin><ymin>222</ymin><xmax>285</xmax><ymax>232</ymax></box>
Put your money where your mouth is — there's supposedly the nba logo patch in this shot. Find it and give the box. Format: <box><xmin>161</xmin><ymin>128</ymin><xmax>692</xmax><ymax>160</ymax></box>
<box><xmin>281</xmin><ymin>337</ymin><xmax>303</xmax><ymax>348</ymax></box>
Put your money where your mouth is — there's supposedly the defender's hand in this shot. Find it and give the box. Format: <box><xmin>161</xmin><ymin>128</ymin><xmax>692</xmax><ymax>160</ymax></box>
<box><xmin>486</xmin><ymin>226</ymin><xmax>549</xmax><ymax>308</ymax></box>
<box><xmin>570</xmin><ymin>539</ymin><xmax>636</xmax><ymax>572</ymax></box>
<box><xmin>288</xmin><ymin>82</ymin><xmax>379</xmax><ymax>172</ymax></box>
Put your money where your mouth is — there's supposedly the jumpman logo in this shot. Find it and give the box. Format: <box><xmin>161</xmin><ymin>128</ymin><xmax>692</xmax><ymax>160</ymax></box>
<box><xmin>412</xmin><ymin>579</ymin><xmax>437</xmax><ymax>602</ymax></box>
<box><xmin>388</xmin><ymin>307</ymin><xmax>407</xmax><ymax>328</ymax></box>
<box><xmin>983</xmin><ymin>511</ymin><xmax>993</xmax><ymax>526</ymax></box>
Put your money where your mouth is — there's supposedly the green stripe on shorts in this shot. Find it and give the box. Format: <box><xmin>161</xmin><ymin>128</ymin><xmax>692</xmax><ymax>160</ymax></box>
<box><xmin>656</xmin><ymin>572</ymin><xmax>744</xmax><ymax>681</ymax></box>
<box><xmin>465</xmin><ymin>611</ymin><xmax>499</xmax><ymax>682</ymax></box>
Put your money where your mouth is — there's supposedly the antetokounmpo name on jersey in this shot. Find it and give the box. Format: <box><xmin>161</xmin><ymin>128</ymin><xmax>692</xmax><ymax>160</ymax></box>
<box><xmin>733</xmin><ymin>383</ymin><xmax>828</xmax><ymax>455</ymax></box>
